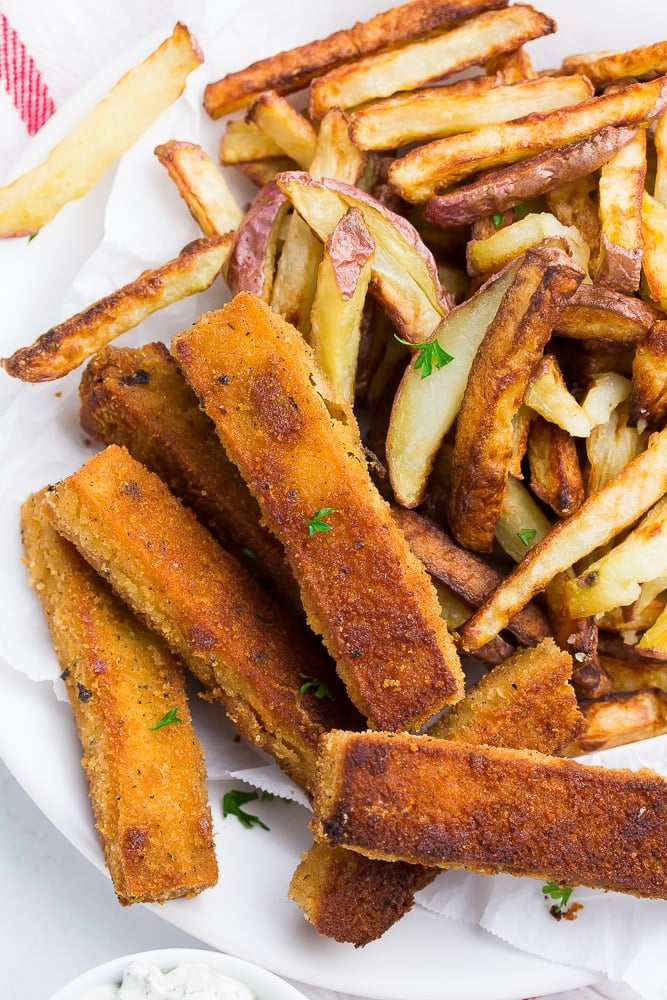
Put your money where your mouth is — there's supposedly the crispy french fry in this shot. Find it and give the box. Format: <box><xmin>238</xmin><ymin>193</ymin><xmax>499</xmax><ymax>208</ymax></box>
<box><xmin>641</xmin><ymin>190</ymin><xmax>667</xmax><ymax>309</ymax></box>
<box><xmin>563</xmin><ymin>689</ymin><xmax>667</xmax><ymax>756</ymax></box>
<box><xmin>561</xmin><ymin>39</ymin><xmax>667</xmax><ymax>87</ymax></box>
<box><xmin>654</xmin><ymin>112</ymin><xmax>667</xmax><ymax>205</ymax></box>
<box><xmin>235</xmin><ymin>156</ymin><xmax>297</xmax><ymax>187</ymax></box>
<box><xmin>524</xmin><ymin>353</ymin><xmax>591</xmax><ymax>438</ymax></box>
<box><xmin>203</xmin><ymin>0</ymin><xmax>509</xmax><ymax>117</ymax></box>
<box><xmin>1</xmin><ymin>234</ymin><xmax>232</xmax><ymax>382</ymax></box>
<box><xmin>460</xmin><ymin>429</ymin><xmax>667</xmax><ymax>652</ymax></box>
<box><xmin>630</xmin><ymin>320</ymin><xmax>667</xmax><ymax>430</ymax></box>
<box><xmin>219</xmin><ymin>119</ymin><xmax>284</xmax><ymax>165</ymax></box>
<box><xmin>388</xmin><ymin>76</ymin><xmax>667</xmax><ymax>202</ymax></box>
<box><xmin>545</xmin><ymin>570</ymin><xmax>609</xmax><ymax>699</ymax></box>
<box><xmin>448</xmin><ymin>246</ymin><xmax>583</xmax><ymax>552</ymax></box>
<box><xmin>226</xmin><ymin>182</ymin><xmax>290</xmax><ymax>300</ymax></box>
<box><xmin>494</xmin><ymin>473</ymin><xmax>552</xmax><ymax>562</ymax></box>
<box><xmin>466</xmin><ymin>212</ymin><xmax>590</xmax><ymax>277</ymax></box>
<box><xmin>594</xmin><ymin>127</ymin><xmax>646</xmax><ymax>293</ymax></box>
<box><xmin>486</xmin><ymin>46</ymin><xmax>536</xmax><ymax>83</ymax></box>
<box><xmin>349</xmin><ymin>74</ymin><xmax>591</xmax><ymax>151</ymax></box>
<box><xmin>154</xmin><ymin>140</ymin><xmax>243</xmax><ymax>236</ymax></box>
<box><xmin>527</xmin><ymin>416</ymin><xmax>584</xmax><ymax>517</ymax></box>
<box><xmin>553</xmin><ymin>283</ymin><xmax>660</xmax><ymax>345</ymax></box>
<box><xmin>0</xmin><ymin>23</ymin><xmax>202</xmax><ymax>237</ymax></box>
<box><xmin>246</xmin><ymin>91</ymin><xmax>317</xmax><ymax>169</ymax></box>
<box><xmin>638</xmin><ymin>603</ymin><xmax>667</xmax><ymax>658</ymax></box>
<box><xmin>309</xmin><ymin>5</ymin><xmax>555</xmax><ymax>118</ymax></box>
<box><xmin>602</xmin><ymin>652</ymin><xmax>667</xmax><ymax>692</ymax></box>
<box><xmin>581</xmin><ymin>371</ymin><xmax>631</xmax><ymax>428</ymax></box>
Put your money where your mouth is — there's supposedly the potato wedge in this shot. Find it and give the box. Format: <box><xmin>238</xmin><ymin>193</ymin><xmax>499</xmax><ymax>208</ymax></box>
<box><xmin>561</xmin><ymin>39</ymin><xmax>667</xmax><ymax>87</ymax></box>
<box><xmin>448</xmin><ymin>246</ymin><xmax>583</xmax><ymax>552</ymax></box>
<box><xmin>460</xmin><ymin>428</ymin><xmax>667</xmax><ymax>651</ymax></box>
<box><xmin>554</xmin><ymin>283</ymin><xmax>660</xmax><ymax>345</ymax></box>
<box><xmin>0</xmin><ymin>23</ymin><xmax>202</xmax><ymax>237</ymax></box>
<box><xmin>246</xmin><ymin>91</ymin><xmax>317</xmax><ymax>169</ymax></box>
<box><xmin>219</xmin><ymin>119</ymin><xmax>284</xmax><ymax>165</ymax></box>
<box><xmin>226</xmin><ymin>182</ymin><xmax>290</xmax><ymax>300</ymax></box>
<box><xmin>389</xmin><ymin>76</ymin><xmax>667</xmax><ymax>202</ymax></box>
<box><xmin>641</xmin><ymin>190</ymin><xmax>667</xmax><ymax>310</ymax></box>
<box><xmin>1</xmin><ymin>234</ymin><xmax>232</xmax><ymax>382</ymax></box>
<box><xmin>309</xmin><ymin>5</ymin><xmax>555</xmax><ymax>118</ymax></box>
<box><xmin>494</xmin><ymin>473</ymin><xmax>552</xmax><ymax>563</ymax></box>
<box><xmin>563</xmin><ymin>689</ymin><xmax>667</xmax><ymax>756</ymax></box>
<box><xmin>154</xmin><ymin>140</ymin><xmax>243</xmax><ymax>236</ymax></box>
<box><xmin>527</xmin><ymin>416</ymin><xmax>584</xmax><ymax>517</ymax></box>
<box><xmin>203</xmin><ymin>0</ymin><xmax>509</xmax><ymax>117</ymax></box>
<box><xmin>310</xmin><ymin>208</ymin><xmax>375</xmax><ymax>404</ymax></box>
<box><xmin>630</xmin><ymin>320</ymin><xmax>667</xmax><ymax>430</ymax></box>
<box><xmin>467</xmin><ymin>212</ymin><xmax>590</xmax><ymax>277</ymax></box>
<box><xmin>235</xmin><ymin>156</ymin><xmax>297</xmax><ymax>187</ymax></box>
<box><xmin>424</xmin><ymin>126</ymin><xmax>635</xmax><ymax>227</ymax></box>
<box><xmin>594</xmin><ymin>127</ymin><xmax>646</xmax><ymax>293</ymax></box>
<box><xmin>524</xmin><ymin>353</ymin><xmax>591</xmax><ymax>438</ymax></box>
<box><xmin>349</xmin><ymin>74</ymin><xmax>591</xmax><ymax>151</ymax></box>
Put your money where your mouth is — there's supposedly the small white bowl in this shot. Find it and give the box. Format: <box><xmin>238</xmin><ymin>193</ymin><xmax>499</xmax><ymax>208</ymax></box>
<box><xmin>48</xmin><ymin>948</ymin><xmax>311</xmax><ymax>1000</ymax></box>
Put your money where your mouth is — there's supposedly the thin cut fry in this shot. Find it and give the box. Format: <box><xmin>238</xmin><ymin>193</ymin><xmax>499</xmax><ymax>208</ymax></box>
<box><xmin>630</xmin><ymin>320</ymin><xmax>667</xmax><ymax>430</ymax></box>
<box><xmin>524</xmin><ymin>353</ymin><xmax>592</xmax><ymax>438</ymax></box>
<box><xmin>594</xmin><ymin>127</ymin><xmax>646</xmax><ymax>293</ymax></box>
<box><xmin>246</xmin><ymin>91</ymin><xmax>317</xmax><ymax>169</ymax></box>
<box><xmin>527</xmin><ymin>416</ymin><xmax>584</xmax><ymax>518</ymax></box>
<box><xmin>563</xmin><ymin>690</ymin><xmax>667</xmax><ymax>756</ymax></box>
<box><xmin>154</xmin><ymin>140</ymin><xmax>243</xmax><ymax>236</ymax></box>
<box><xmin>561</xmin><ymin>39</ymin><xmax>667</xmax><ymax>87</ymax></box>
<box><xmin>466</xmin><ymin>212</ymin><xmax>590</xmax><ymax>277</ymax></box>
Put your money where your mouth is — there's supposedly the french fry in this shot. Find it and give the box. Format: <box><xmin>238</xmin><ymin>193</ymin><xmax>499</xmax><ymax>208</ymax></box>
<box><xmin>310</xmin><ymin>208</ymin><xmax>375</xmax><ymax>404</ymax></box>
<box><xmin>460</xmin><ymin>429</ymin><xmax>667</xmax><ymax>652</ymax></box>
<box><xmin>219</xmin><ymin>119</ymin><xmax>284</xmax><ymax>164</ymax></box>
<box><xmin>0</xmin><ymin>23</ymin><xmax>202</xmax><ymax>237</ymax></box>
<box><xmin>638</xmin><ymin>602</ymin><xmax>667</xmax><ymax>659</ymax></box>
<box><xmin>545</xmin><ymin>175</ymin><xmax>601</xmax><ymax>264</ymax></box>
<box><xmin>586</xmin><ymin>399</ymin><xmax>647</xmax><ymax>495</ymax></box>
<box><xmin>654</xmin><ymin>112</ymin><xmax>667</xmax><ymax>205</ymax></box>
<box><xmin>545</xmin><ymin>570</ymin><xmax>609</xmax><ymax>699</ymax></box>
<box><xmin>226</xmin><ymin>182</ymin><xmax>290</xmax><ymax>300</ymax></box>
<box><xmin>1</xmin><ymin>234</ymin><xmax>232</xmax><ymax>382</ymax></box>
<box><xmin>641</xmin><ymin>190</ymin><xmax>667</xmax><ymax>309</ymax></box>
<box><xmin>561</xmin><ymin>38</ymin><xmax>667</xmax><ymax>87</ymax></box>
<box><xmin>235</xmin><ymin>156</ymin><xmax>297</xmax><ymax>187</ymax></box>
<box><xmin>246</xmin><ymin>91</ymin><xmax>317</xmax><ymax>169</ymax></box>
<box><xmin>448</xmin><ymin>245</ymin><xmax>583</xmax><ymax>552</ymax></box>
<box><xmin>309</xmin><ymin>5</ymin><xmax>555</xmax><ymax>119</ymax></box>
<box><xmin>349</xmin><ymin>74</ymin><xmax>592</xmax><ymax>151</ymax></box>
<box><xmin>388</xmin><ymin>76</ymin><xmax>667</xmax><ymax>202</ymax></box>
<box><xmin>581</xmin><ymin>371</ymin><xmax>631</xmax><ymax>428</ymax></box>
<box><xmin>527</xmin><ymin>416</ymin><xmax>584</xmax><ymax>517</ymax></box>
<box><xmin>524</xmin><ymin>353</ymin><xmax>592</xmax><ymax>438</ymax></box>
<box><xmin>630</xmin><ymin>320</ymin><xmax>667</xmax><ymax>430</ymax></box>
<box><xmin>203</xmin><ymin>0</ymin><xmax>510</xmax><ymax>117</ymax></box>
<box><xmin>553</xmin><ymin>283</ymin><xmax>660</xmax><ymax>345</ymax></box>
<box><xmin>466</xmin><ymin>212</ymin><xmax>591</xmax><ymax>277</ymax></box>
<box><xmin>563</xmin><ymin>690</ymin><xmax>667</xmax><ymax>756</ymax></box>
<box><xmin>563</xmin><ymin>497</ymin><xmax>667</xmax><ymax>618</ymax></box>
<box><xmin>594</xmin><ymin>127</ymin><xmax>646</xmax><ymax>292</ymax></box>
<box><xmin>602</xmin><ymin>652</ymin><xmax>667</xmax><ymax>692</ymax></box>
<box><xmin>154</xmin><ymin>140</ymin><xmax>243</xmax><ymax>236</ymax></box>
<box><xmin>424</xmin><ymin>126</ymin><xmax>635</xmax><ymax>227</ymax></box>
<box><xmin>486</xmin><ymin>46</ymin><xmax>536</xmax><ymax>83</ymax></box>
<box><xmin>494</xmin><ymin>473</ymin><xmax>552</xmax><ymax>562</ymax></box>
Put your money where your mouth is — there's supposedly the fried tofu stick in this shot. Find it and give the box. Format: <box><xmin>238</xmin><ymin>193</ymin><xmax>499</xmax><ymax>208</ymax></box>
<box><xmin>172</xmin><ymin>292</ymin><xmax>464</xmax><ymax>731</ymax></box>
<box><xmin>312</xmin><ymin>729</ymin><xmax>667</xmax><ymax>898</ymax></box>
<box><xmin>44</xmin><ymin>444</ymin><xmax>363</xmax><ymax>795</ymax></box>
<box><xmin>79</xmin><ymin>342</ymin><xmax>297</xmax><ymax>605</ymax></box>
<box><xmin>290</xmin><ymin>638</ymin><xmax>583</xmax><ymax>944</ymax></box>
<box><xmin>20</xmin><ymin>491</ymin><xmax>217</xmax><ymax>905</ymax></box>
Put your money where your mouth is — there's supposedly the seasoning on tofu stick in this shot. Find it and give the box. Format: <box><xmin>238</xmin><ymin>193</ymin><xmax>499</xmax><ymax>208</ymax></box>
<box><xmin>312</xmin><ymin>730</ymin><xmax>667</xmax><ymax>898</ymax></box>
<box><xmin>44</xmin><ymin>444</ymin><xmax>363</xmax><ymax>795</ymax></box>
<box><xmin>20</xmin><ymin>491</ymin><xmax>218</xmax><ymax>905</ymax></box>
<box><xmin>172</xmin><ymin>292</ymin><xmax>464</xmax><ymax>731</ymax></box>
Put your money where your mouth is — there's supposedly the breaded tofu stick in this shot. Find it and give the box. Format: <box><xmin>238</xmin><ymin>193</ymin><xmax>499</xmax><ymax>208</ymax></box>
<box><xmin>20</xmin><ymin>491</ymin><xmax>217</xmax><ymax>905</ymax></box>
<box><xmin>172</xmin><ymin>292</ymin><xmax>464</xmax><ymax>731</ymax></box>
<box><xmin>312</xmin><ymin>730</ymin><xmax>667</xmax><ymax>897</ymax></box>
<box><xmin>79</xmin><ymin>342</ymin><xmax>297</xmax><ymax>605</ymax></box>
<box><xmin>44</xmin><ymin>445</ymin><xmax>363</xmax><ymax>795</ymax></box>
<box><xmin>289</xmin><ymin>637</ymin><xmax>583</xmax><ymax>944</ymax></box>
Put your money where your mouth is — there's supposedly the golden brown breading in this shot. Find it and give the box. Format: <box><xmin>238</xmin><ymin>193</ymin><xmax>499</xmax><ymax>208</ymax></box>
<box><xmin>289</xmin><ymin>638</ymin><xmax>583</xmax><ymax>945</ymax></box>
<box><xmin>312</xmin><ymin>730</ymin><xmax>667</xmax><ymax>897</ymax></box>
<box><xmin>172</xmin><ymin>292</ymin><xmax>464</xmax><ymax>731</ymax></box>
<box><xmin>20</xmin><ymin>491</ymin><xmax>217</xmax><ymax>905</ymax></box>
<box><xmin>44</xmin><ymin>444</ymin><xmax>363</xmax><ymax>795</ymax></box>
<box><xmin>79</xmin><ymin>342</ymin><xmax>296</xmax><ymax>604</ymax></box>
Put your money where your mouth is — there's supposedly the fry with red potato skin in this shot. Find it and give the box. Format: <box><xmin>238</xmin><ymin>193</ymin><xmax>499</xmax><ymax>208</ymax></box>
<box><xmin>44</xmin><ymin>444</ymin><xmax>363</xmax><ymax>796</ymax></box>
<box><xmin>527</xmin><ymin>416</ymin><xmax>584</xmax><ymax>518</ymax></box>
<box><xmin>0</xmin><ymin>23</ymin><xmax>202</xmax><ymax>237</ymax></box>
<box><xmin>310</xmin><ymin>208</ymin><xmax>375</xmax><ymax>404</ymax></box>
<box><xmin>1</xmin><ymin>234</ymin><xmax>232</xmax><ymax>382</ymax></box>
<box><xmin>641</xmin><ymin>191</ymin><xmax>667</xmax><ymax>310</ymax></box>
<box><xmin>460</xmin><ymin>428</ymin><xmax>667</xmax><ymax>652</ymax></box>
<box><xmin>388</xmin><ymin>76</ymin><xmax>667</xmax><ymax>203</ymax></box>
<box><xmin>154</xmin><ymin>140</ymin><xmax>243</xmax><ymax>236</ymax></box>
<box><xmin>630</xmin><ymin>321</ymin><xmax>667</xmax><ymax>430</ymax></box>
<box><xmin>21</xmin><ymin>492</ymin><xmax>218</xmax><ymax>906</ymax></box>
<box><xmin>594</xmin><ymin>127</ymin><xmax>646</xmax><ymax>293</ymax></box>
<box><xmin>311</xmin><ymin>729</ymin><xmax>667</xmax><ymax>898</ymax></box>
<box><xmin>308</xmin><ymin>5</ymin><xmax>555</xmax><ymax>119</ymax></box>
<box><xmin>349</xmin><ymin>74</ymin><xmax>592</xmax><ymax>151</ymax></box>
<box><xmin>246</xmin><ymin>91</ymin><xmax>317</xmax><ymax>169</ymax></box>
<box><xmin>203</xmin><ymin>0</ymin><xmax>509</xmax><ymax>118</ymax></box>
<box><xmin>226</xmin><ymin>182</ymin><xmax>290</xmax><ymax>300</ymax></box>
<box><xmin>561</xmin><ymin>39</ymin><xmax>667</xmax><ymax>87</ymax></box>
<box><xmin>424</xmin><ymin>125</ymin><xmax>636</xmax><ymax>227</ymax></box>
<box><xmin>172</xmin><ymin>292</ymin><xmax>464</xmax><ymax>731</ymax></box>
<box><xmin>553</xmin><ymin>284</ymin><xmax>661</xmax><ymax>345</ymax></box>
<box><xmin>448</xmin><ymin>245</ymin><xmax>584</xmax><ymax>552</ymax></box>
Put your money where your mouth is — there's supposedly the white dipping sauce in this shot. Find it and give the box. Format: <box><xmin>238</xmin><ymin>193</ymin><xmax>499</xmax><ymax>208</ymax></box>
<box><xmin>80</xmin><ymin>960</ymin><xmax>255</xmax><ymax>1000</ymax></box>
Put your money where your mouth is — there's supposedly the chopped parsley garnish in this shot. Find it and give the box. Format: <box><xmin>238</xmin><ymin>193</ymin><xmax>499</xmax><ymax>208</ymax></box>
<box><xmin>28</xmin><ymin>230</ymin><xmax>39</xmax><ymax>242</ymax></box>
<box><xmin>299</xmin><ymin>672</ymin><xmax>334</xmax><ymax>700</ymax></box>
<box><xmin>307</xmin><ymin>507</ymin><xmax>338</xmax><ymax>536</ymax></box>
<box><xmin>149</xmin><ymin>706</ymin><xmax>182</xmax><ymax>730</ymax></box>
<box><xmin>492</xmin><ymin>211</ymin><xmax>504</xmax><ymax>228</ymax></box>
<box><xmin>514</xmin><ymin>203</ymin><xmax>528</xmax><ymax>217</ymax></box>
<box><xmin>395</xmin><ymin>335</ymin><xmax>454</xmax><ymax>379</ymax></box>
<box><xmin>517</xmin><ymin>527</ymin><xmax>537</xmax><ymax>547</ymax></box>
<box><xmin>222</xmin><ymin>789</ymin><xmax>270</xmax><ymax>830</ymax></box>
<box><xmin>241</xmin><ymin>547</ymin><xmax>256</xmax><ymax>559</ymax></box>
<box><xmin>542</xmin><ymin>881</ymin><xmax>574</xmax><ymax>913</ymax></box>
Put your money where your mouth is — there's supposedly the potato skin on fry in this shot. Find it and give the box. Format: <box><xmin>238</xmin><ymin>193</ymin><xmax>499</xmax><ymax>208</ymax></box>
<box><xmin>173</xmin><ymin>292</ymin><xmax>464</xmax><ymax>731</ymax></box>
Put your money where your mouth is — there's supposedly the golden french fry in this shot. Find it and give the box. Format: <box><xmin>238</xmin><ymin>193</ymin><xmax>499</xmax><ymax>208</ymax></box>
<box><xmin>586</xmin><ymin>399</ymin><xmax>648</xmax><ymax>495</ymax></box>
<box><xmin>630</xmin><ymin>320</ymin><xmax>667</xmax><ymax>430</ymax></box>
<box><xmin>581</xmin><ymin>371</ymin><xmax>631</xmax><ymax>428</ymax></box>
<box><xmin>309</xmin><ymin>5</ymin><xmax>555</xmax><ymax>118</ymax></box>
<box><xmin>638</xmin><ymin>602</ymin><xmax>667</xmax><ymax>659</ymax></box>
<box><xmin>554</xmin><ymin>282</ymin><xmax>660</xmax><ymax>344</ymax></box>
<box><xmin>594</xmin><ymin>128</ymin><xmax>646</xmax><ymax>293</ymax></box>
<box><xmin>602</xmin><ymin>652</ymin><xmax>667</xmax><ymax>692</ymax></box>
<box><xmin>154</xmin><ymin>140</ymin><xmax>243</xmax><ymax>236</ymax></box>
<box><xmin>203</xmin><ymin>0</ymin><xmax>509</xmax><ymax>117</ymax></box>
<box><xmin>460</xmin><ymin>428</ymin><xmax>667</xmax><ymax>651</ymax></box>
<box><xmin>654</xmin><ymin>112</ymin><xmax>667</xmax><ymax>205</ymax></box>
<box><xmin>527</xmin><ymin>416</ymin><xmax>584</xmax><ymax>518</ymax></box>
<box><xmin>561</xmin><ymin>38</ymin><xmax>667</xmax><ymax>87</ymax></box>
<box><xmin>0</xmin><ymin>23</ymin><xmax>202</xmax><ymax>237</ymax></box>
<box><xmin>563</xmin><ymin>689</ymin><xmax>667</xmax><ymax>756</ymax></box>
<box><xmin>641</xmin><ymin>190</ymin><xmax>667</xmax><ymax>310</ymax></box>
<box><xmin>486</xmin><ymin>46</ymin><xmax>536</xmax><ymax>83</ymax></box>
<box><xmin>235</xmin><ymin>156</ymin><xmax>296</xmax><ymax>187</ymax></box>
<box><xmin>388</xmin><ymin>76</ymin><xmax>667</xmax><ymax>202</ymax></box>
<box><xmin>466</xmin><ymin>212</ymin><xmax>590</xmax><ymax>277</ymax></box>
<box><xmin>1</xmin><ymin>234</ymin><xmax>232</xmax><ymax>382</ymax></box>
<box><xmin>524</xmin><ymin>353</ymin><xmax>591</xmax><ymax>438</ymax></box>
<box><xmin>246</xmin><ymin>91</ymin><xmax>317</xmax><ymax>169</ymax></box>
<box><xmin>219</xmin><ymin>119</ymin><xmax>284</xmax><ymax>165</ymax></box>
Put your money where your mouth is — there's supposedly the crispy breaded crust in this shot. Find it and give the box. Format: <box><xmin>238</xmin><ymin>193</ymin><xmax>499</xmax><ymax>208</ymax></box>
<box><xmin>44</xmin><ymin>445</ymin><xmax>362</xmax><ymax>794</ymax></box>
<box><xmin>172</xmin><ymin>293</ymin><xmax>464</xmax><ymax>731</ymax></box>
<box><xmin>289</xmin><ymin>637</ymin><xmax>583</xmax><ymax>945</ymax></box>
<box><xmin>312</xmin><ymin>730</ymin><xmax>667</xmax><ymax>897</ymax></box>
<box><xmin>79</xmin><ymin>342</ymin><xmax>296</xmax><ymax>604</ymax></box>
<box><xmin>203</xmin><ymin>0</ymin><xmax>508</xmax><ymax>118</ymax></box>
<box><xmin>21</xmin><ymin>491</ymin><xmax>217</xmax><ymax>905</ymax></box>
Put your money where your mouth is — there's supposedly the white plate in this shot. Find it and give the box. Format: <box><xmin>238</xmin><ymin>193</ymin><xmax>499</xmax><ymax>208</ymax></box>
<box><xmin>0</xmin><ymin>2</ymin><xmax>665</xmax><ymax>998</ymax></box>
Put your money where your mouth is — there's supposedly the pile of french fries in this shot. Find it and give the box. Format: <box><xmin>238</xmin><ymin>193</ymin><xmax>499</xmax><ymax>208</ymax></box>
<box><xmin>2</xmin><ymin>0</ymin><xmax>667</xmax><ymax>946</ymax></box>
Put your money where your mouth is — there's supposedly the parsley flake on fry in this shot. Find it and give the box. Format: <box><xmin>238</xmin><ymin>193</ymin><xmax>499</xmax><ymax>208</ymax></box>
<box><xmin>149</xmin><ymin>706</ymin><xmax>182</xmax><ymax>730</ymax></box>
<box><xmin>307</xmin><ymin>507</ymin><xmax>338</xmax><ymax>536</ymax></box>
<box><xmin>298</xmin><ymin>672</ymin><xmax>334</xmax><ymax>700</ymax></box>
<box><xmin>395</xmin><ymin>335</ymin><xmax>454</xmax><ymax>379</ymax></box>
<box><xmin>222</xmin><ymin>789</ymin><xmax>270</xmax><ymax>830</ymax></box>
<box><xmin>517</xmin><ymin>527</ymin><xmax>537</xmax><ymax>547</ymax></box>
<box><xmin>492</xmin><ymin>211</ymin><xmax>504</xmax><ymax>227</ymax></box>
